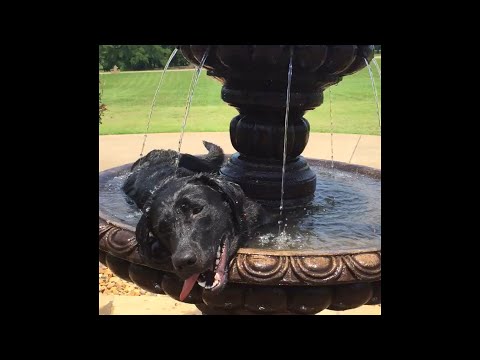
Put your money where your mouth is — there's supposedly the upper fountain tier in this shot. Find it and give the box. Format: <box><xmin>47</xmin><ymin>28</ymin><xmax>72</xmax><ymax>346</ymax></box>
<box><xmin>180</xmin><ymin>45</ymin><xmax>374</xmax><ymax>110</ymax></box>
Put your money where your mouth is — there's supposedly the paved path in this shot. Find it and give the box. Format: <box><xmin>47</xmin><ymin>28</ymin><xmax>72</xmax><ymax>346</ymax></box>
<box><xmin>99</xmin><ymin>132</ymin><xmax>381</xmax><ymax>315</ymax></box>
<box><xmin>99</xmin><ymin>132</ymin><xmax>380</xmax><ymax>171</ymax></box>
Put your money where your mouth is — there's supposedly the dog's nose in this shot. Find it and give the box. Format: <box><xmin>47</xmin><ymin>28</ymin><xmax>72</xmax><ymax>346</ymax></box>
<box><xmin>172</xmin><ymin>251</ymin><xmax>198</xmax><ymax>270</ymax></box>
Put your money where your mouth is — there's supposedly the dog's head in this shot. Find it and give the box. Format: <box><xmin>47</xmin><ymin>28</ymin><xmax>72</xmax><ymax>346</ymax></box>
<box><xmin>135</xmin><ymin>174</ymin><xmax>248</xmax><ymax>300</ymax></box>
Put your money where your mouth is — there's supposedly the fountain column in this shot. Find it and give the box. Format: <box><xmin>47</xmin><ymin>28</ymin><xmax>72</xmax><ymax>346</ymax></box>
<box><xmin>222</xmin><ymin>107</ymin><xmax>316</xmax><ymax>207</ymax></box>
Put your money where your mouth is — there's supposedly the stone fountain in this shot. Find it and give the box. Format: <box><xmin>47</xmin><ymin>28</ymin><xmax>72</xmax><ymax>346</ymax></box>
<box><xmin>99</xmin><ymin>45</ymin><xmax>381</xmax><ymax>315</ymax></box>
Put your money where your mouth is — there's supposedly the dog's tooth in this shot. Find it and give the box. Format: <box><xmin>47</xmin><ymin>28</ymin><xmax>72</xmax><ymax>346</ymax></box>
<box><xmin>215</xmin><ymin>259</ymin><xmax>220</xmax><ymax>265</ymax></box>
<box><xmin>197</xmin><ymin>281</ymin><xmax>206</xmax><ymax>288</ymax></box>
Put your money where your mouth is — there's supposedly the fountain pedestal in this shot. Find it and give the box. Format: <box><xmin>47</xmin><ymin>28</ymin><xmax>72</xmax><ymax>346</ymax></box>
<box><xmin>222</xmin><ymin>110</ymin><xmax>316</xmax><ymax>207</ymax></box>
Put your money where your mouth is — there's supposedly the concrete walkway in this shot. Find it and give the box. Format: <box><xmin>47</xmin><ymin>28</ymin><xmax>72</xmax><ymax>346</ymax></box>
<box><xmin>99</xmin><ymin>132</ymin><xmax>380</xmax><ymax>171</ymax></box>
<box><xmin>99</xmin><ymin>132</ymin><xmax>381</xmax><ymax>315</ymax></box>
<box><xmin>99</xmin><ymin>294</ymin><xmax>380</xmax><ymax>315</ymax></box>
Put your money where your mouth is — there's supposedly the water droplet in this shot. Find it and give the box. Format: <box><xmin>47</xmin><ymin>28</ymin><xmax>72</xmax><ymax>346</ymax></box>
<box><xmin>278</xmin><ymin>220</ymin><xmax>283</xmax><ymax>225</ymax></box>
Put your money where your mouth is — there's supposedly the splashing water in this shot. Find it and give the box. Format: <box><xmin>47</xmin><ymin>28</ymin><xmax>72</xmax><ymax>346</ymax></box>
<box><xmin>372</xmin><ymin>58</ymin><xmax>381</xmax><ymax>80</ymax></box>
<box><xmin>175</xmin><ymin>47</ymin><xmax>210</xmax><ymax>171</ymax></box>
<box><xmin>329</xmin><ymin>87</ymin><xmax>334</xmax><ymax>172</ymax></box>
<box><xmin>364</xmin><ymin>58</ymin><xmax>381</xmax><ymax>132</ymax></box>
<box><xmin>279</xmin><ymin>47</ymin><xmax>294</xmax><ymax>234</ymax></box>
<box><xmin>139</xmin><ymin>47</ymin><xmax>179</xmax><ymax>157</ymax></box>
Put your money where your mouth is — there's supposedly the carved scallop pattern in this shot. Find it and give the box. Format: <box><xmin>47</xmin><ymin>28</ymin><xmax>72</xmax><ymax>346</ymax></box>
<box><xmin>99</xmin><ymin>223</ymin><xmax>114</xmax><ymax>240</ymax></box>
<box><xmin>99</xmin><ymin>225</ymin><xmax>117</xmax><ymax>250</ymax></box>
<box><xmin>102</xmin><ymin>226</ymin><xmax>138</xmax><ymax>257</ymax></box>
<box><xmin>236</xmin><ymin>254</ymin><xmax>289</xmax><ymax>283</ymax></box>
<box><xmin>180</xmin><ymin>45</ymin><xmax>373</xmax><ymax>78</ymax></box>
<box><xmin>343</xmin><ymin>253</ymin><xmax>381</xmax><ymax>281</ymax></box>
<box><xmin>291</xmin><ymin>256</ymin><xmax>343</xmax><ymax>284</ymax></box>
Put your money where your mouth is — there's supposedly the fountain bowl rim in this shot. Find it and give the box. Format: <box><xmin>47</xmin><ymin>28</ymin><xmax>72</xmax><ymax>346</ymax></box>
<box><xmin>99</xmin><ymin>158</ymin><xmax>380</xmax><ymax>287</ymax></box>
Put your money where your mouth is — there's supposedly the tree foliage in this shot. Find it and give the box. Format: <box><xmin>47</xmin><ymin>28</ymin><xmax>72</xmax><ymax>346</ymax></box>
<box><xmin>99</xmin><ymin>45</ymin><xmax>189</xmax><ymax>71</ymax></box>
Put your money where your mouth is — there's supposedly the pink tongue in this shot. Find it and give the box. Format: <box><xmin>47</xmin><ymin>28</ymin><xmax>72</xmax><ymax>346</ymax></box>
<box><xmin>179</xmin><ymin>273</ymin><xmax>200</xmax><ymax>301</ymax></box>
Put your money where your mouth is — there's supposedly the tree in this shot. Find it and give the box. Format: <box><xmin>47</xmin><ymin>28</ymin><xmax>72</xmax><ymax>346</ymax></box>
<box><xmin>99</xmin><ymin>45</ymin><xmax>189</xmax><ymax>71</ymax></box>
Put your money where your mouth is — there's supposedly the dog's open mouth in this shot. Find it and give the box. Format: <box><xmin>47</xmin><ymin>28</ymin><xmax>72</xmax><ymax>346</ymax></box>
<box><xmin>179</xmin><ymin>237</ymin><xmax>228</xmax><ymax>301</ymax></box>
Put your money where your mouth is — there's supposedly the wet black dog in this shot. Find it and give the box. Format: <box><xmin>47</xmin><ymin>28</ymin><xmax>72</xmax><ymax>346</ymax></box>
<box><xmin>123</xmin><ymin>141</ymin><xmax>271</xmax><ymax>300</ymax></box>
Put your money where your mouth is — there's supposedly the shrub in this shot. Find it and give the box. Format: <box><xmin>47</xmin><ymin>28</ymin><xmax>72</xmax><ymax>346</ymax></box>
<box><xmin>99</xmin><ymin>79</ymin><xmax>107</xmax><ymax>124</ymax></box>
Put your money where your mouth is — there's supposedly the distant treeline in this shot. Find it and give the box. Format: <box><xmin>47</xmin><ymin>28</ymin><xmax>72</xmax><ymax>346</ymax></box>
<box><xmin>99</xmin><ymin>45</ymin><xmax>382</xmax><ymax>72</ymax></box>
<box><xmin>99</xmin><ymin>45</ymin><xmax>189</xmax><ymax>71</ymax></box>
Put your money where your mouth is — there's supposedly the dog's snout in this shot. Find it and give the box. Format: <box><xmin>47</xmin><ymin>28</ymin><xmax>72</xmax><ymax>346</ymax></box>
<box><xmin>172</xmin><ymin>251</ymin><xmax>198</xmax><ymax>271</ymax></box>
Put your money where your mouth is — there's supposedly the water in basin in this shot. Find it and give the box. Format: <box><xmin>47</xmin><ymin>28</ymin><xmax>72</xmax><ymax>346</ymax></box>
<box><xmin>99</xmin><ymin>162</ymin><xmax>380</xmax><ymax>252</ymax></box>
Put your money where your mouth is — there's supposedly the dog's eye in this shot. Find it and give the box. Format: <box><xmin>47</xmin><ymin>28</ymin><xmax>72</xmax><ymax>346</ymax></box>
<box><xmin>191</xmin><ymin>206</ymin><xmax>204</xmax><ymax>215</ymax></box>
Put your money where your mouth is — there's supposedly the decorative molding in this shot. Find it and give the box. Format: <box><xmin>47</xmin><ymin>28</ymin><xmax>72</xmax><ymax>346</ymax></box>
<box><xmin>291</xmin><ymin>256</ymin><xmax>344</xmax><ymax>284</ymax></box>
<box><xmin>235</xmin><ymin>254</ymin><xmax>289</xmax><ymax>283</ymax></box>
<box><xmin>100</xmin><ymin>218</ymin><xmax>380</xmax><ymax>285</ymax></box>
<box><xmin>343</xmin><ymin>253</ymin><xmax>382</xmax><ymax>281</ymax></box>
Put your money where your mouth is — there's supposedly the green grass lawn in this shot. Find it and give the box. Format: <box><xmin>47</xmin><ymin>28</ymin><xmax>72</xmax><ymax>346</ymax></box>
<box><xmin>99</xmin><ymin>59</ymin><xmax>381</xmax><ymax>135</ymax></box>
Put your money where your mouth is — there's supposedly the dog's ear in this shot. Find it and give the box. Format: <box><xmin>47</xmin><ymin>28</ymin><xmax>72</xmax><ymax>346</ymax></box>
<box><xmin>188</xmin><ymin>174</ymin><xmax>246</xmax><ymax>234</ymax></box>
<box><xmin>135</xmin><ymin>191</ymin><xmax>160</xmax><ymax>246</ymax></box>
<box><xmin>135</xmin><ymin>211</ymin><xmax>151</xmax><ymax>248</ymax></box>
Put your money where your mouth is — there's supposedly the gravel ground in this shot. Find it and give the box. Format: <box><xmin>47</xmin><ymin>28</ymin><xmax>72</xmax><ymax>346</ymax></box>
<box><xmin>99</xmin><ymin>263</ymin><xmax>158</xmax><ymax>296</ymax></box>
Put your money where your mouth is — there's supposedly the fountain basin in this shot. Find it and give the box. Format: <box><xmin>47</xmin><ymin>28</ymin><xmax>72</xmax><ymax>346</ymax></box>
<box><xmin>99</xmin><ymin>159</ymin><xmax>381</xmax><ymax>315</ymax></box>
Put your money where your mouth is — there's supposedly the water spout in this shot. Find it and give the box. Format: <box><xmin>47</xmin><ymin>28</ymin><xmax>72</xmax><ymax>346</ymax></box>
<box><xmin>175</xmin><ymin>47</ymin><xmax>210</xmax><ymax>171</ymax></box>
<box><xmin>372</xmin><ymin>58</ymin><xmax>381</xmax><ymax>80</ymax></box>
<box><xmin>349</xmin><ymin>135</ymin><xmax>362</xmax><ymax>164</ymax></box>
<box><xmin>140</xmin><ymin>47</ymin><xmax>179</xmax><ymax>157</ymax></box>
<box><xmin>279</xmin><ymin>46</ymin><xmax>294</xmax><ymax>233</ymax></box>
<box><xmin>364</xmin><ymin>58</ymin><xmax>381</xmax><ymax>132</ymax></box>
<box><xmin>329</xmin><ymin>87</ymin><xmax>335</xmax><ymax>173</ymax></box>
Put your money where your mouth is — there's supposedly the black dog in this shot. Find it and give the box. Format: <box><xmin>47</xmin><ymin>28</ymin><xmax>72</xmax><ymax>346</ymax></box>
<box><xmin>123</xmin><ymin>141</ymin><xmax>271</xmax><ymax>300</ymax></box>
